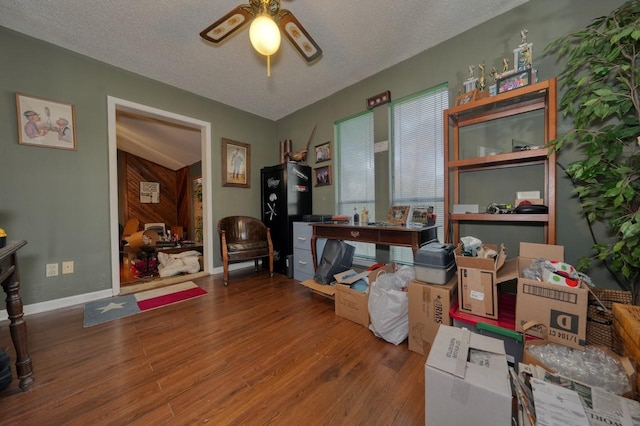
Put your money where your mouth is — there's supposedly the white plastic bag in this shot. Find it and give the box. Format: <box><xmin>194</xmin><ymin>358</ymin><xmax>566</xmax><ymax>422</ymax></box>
<box><xmin>367</xmin><ymin>266</ymin><xmax>414</xmax><ymax>345</ymax></box>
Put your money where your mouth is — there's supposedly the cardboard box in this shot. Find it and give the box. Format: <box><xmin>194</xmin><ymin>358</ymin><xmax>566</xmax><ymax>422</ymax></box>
<box><xmin>515</xmin><ymin>242</ymin><xmax>588</xmax><ymax>349</ymax></box>
<box><xmin>408</xmin><ymin>277</ymin><xmax>457</xmax><ymax>355</ymax></box>
<box><xmin>425</xmin><ymin>325</ymin><xmax>512</xmax><ymax>426</ymax></box>
<box><xmin>334</xmin><ymin>263</ymin><xmax>396</xmax><ymax>327</ymax></box>
<box><xmin>455</xmin><ymin>244</ymin><xmax>518</xmax><ymax>320</ymax></box>
<box><xmin>612</xmin><ymin>303</ymin><xmax>640</xmax><ymax>396</ymax></box>
<box><xmin>300</xmin><ymin>279</ymin><xmax>335</xmax><ymax>299</ymax></box>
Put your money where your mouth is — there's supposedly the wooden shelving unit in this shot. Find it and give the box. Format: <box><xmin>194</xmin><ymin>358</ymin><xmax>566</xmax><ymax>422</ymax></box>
<box><xmin>444</xmin><ymin>78</ymin><xmax>557</xmax><ymax>244</ymax></box>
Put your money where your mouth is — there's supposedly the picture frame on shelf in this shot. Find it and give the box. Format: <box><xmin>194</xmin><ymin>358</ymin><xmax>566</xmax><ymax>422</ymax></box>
<box><xmin>313</xmin><ymin>165</ymin><xmax>331</xmax><ymax>186</ymax></box>
<box><xmin>455</xmin><ymin>89</ymin><xmax>477</xmax><ymax>106</ymax></box>
<box><xmin>410</xmin><ymin>206</ymin><xmax>436</xmax><ymax>227</ymax></box>
<box><xmin>386</xmin><ymin>205</ymin><xmax>410</xmax><ymax>226</ymax></box>
<box><xmin>16</xmin><ymin>93</ymin><xmax>77</xmax><ymax>150</ymax></box>
<box><xmin>496</xmin><ymin>68</ymin><xmax>532</xmax><ymax>94</ymax></box>
<box><xmin>464</xmin><ymin>78</ymin><xmax>478</xmax><ymax>94</ymax></box>
<box><xmin>222</xmin><ymin>138</ymin><xmax>250</xmax><ymax>188</ymax></box>
<box><xmin>314</xmin><ymin>141</ymin><xmax>331</xmax><ymax>163</ymax></box>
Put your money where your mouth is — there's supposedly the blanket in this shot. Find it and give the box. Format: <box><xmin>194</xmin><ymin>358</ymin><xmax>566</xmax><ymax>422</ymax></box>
<box><xmin>157</xmin><ymin>250</ymin><xmax>201</xmax><ymax>278</ymax></box>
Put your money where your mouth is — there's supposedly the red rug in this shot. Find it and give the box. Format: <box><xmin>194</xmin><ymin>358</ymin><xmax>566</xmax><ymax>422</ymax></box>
<box><xmin>135</xmin><ymin>282</ymin><xmax>207</xmax><ymax>310</ymax></box>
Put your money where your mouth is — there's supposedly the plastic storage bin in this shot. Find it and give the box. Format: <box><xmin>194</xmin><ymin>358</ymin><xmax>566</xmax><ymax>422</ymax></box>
<box><xmin>450</xmin><ymin>293</ymin><xmax>535</xmax><ymax>371</ymax></box>
<box><xmin>414</xmin><ymin>242</ymin><xmax>456</xmax><ymax>284</ymax></box>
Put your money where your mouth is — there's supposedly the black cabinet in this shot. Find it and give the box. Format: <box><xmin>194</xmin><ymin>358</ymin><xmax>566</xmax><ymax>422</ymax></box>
<box><xmin>261</xmin><ymin>163</ymin><xmax>312</xmax><ymax>274</ymax></box>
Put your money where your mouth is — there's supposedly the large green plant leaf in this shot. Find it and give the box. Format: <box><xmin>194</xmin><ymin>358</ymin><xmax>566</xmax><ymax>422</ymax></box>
<box><xmin>546</xmin><ymin>0</ymin><xmax>640</xmax><ymax>301</ymax></box>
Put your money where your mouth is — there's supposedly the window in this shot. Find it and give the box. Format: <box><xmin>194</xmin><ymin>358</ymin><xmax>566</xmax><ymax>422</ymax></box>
<box><xmin>336</xmin><ymin>111</ymin><xmax>375</xmax><ymax>259</ymax></box>
<box><xmin>390</xmin><ymin>84</ymin><xmax>449</xmax><ymax>265</ymax></box>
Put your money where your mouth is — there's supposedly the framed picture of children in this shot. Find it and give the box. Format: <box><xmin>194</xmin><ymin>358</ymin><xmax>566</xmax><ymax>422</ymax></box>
<box><xmin>313</xmin><ymin>165</ymin><xmax>331</xmax><ymax>186</ymax></box>
<box><xmin>16</xmin><ymin>93</ymin><xmax>77</xmax><ymax>150</ymax></box>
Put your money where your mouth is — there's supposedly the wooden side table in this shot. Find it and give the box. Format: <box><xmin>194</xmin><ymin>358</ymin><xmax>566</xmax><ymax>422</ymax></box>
<box><xmin>0</xmin><ymin>240</ymin><xmax>34</xmax><ymax>391</ymax></box>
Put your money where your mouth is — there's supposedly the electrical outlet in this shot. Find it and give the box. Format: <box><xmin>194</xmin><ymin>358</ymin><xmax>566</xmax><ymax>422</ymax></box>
<box><xmin>62</xmin><ymin>261</ymin><xmax>74</xmax><ymax>274</ymax></box>
<box><xmin>46</xmin><ymin>263</ymin><xmax>59</xmax><ymax>277</ymax></box>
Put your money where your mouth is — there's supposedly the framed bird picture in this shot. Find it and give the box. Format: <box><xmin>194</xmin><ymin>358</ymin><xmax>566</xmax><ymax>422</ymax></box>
<box><xmin>16</xmin><ymin>93</ymin><xmax>77</xmax><ymax>150</ymax></box>
<box><xmin>314</xmin><ymin>141</ymin><xmax>331</xmax><ymax>163</ymax></box>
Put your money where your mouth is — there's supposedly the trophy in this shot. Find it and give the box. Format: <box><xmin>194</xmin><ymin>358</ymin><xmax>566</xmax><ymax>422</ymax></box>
<box><xmin>514</xmin><ymin>28</ymin><xmax>533</xmax><ymax>71</ymax></box>
<box><xmin>464</xmin><ymin>64</ymin><xmax>478</xmax><ymax>93</ymax></box>
<box><xmin>477</xmin><ymin>63</ymin><xmax>487</xmax><ymax>92</ymax></box>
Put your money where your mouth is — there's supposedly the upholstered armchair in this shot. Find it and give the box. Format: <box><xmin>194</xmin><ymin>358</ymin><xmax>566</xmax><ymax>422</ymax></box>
<box><xmin>217</xmin><ymin>216</ymin><xmax>274</xmax><ymax>286</ymax></box>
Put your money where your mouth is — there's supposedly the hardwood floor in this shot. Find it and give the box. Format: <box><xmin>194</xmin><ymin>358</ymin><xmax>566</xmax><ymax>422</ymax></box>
<box><xmin>0</xmin><ymin>269</ymin><xmax>426</xmax><ymax>424</ymax></box>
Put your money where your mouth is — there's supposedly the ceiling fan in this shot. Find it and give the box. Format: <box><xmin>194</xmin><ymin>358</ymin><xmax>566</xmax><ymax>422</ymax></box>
<box><xmin>200</xmin><ymin>0</ymin><xmax>322</xmax><ymax>74</ymax></box>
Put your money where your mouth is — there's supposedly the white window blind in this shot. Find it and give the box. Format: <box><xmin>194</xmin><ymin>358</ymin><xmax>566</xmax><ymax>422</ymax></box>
<box><xmin>390</xmin><ymin>84</ymin><xmax>448</xmax><ymax>265</ymax></box>
<box><xmin>336</xmin><ymin>111</ymin><xmax>375</xmax><ymax>259</ymax></box>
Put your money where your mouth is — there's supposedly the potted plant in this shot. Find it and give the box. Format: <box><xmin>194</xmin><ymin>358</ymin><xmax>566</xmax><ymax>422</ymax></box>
<box><xmin>546</xmin><ymin>1</ymin><xmax>640</xmax><ymax>302</ymax></box>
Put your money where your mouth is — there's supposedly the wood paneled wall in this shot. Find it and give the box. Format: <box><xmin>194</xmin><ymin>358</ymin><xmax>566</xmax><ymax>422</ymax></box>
<box><xmin>120</xmin><ymin>151</ymin><xmax>191</xmax><ymax>235</ymax></box>
<box><xmin>176</xmin><ymin>167</ymin><xmax>191</xmax><ymax>235</ymax></box>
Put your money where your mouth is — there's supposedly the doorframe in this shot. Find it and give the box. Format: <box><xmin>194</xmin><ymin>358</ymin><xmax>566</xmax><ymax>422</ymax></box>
<box><xmin>107</xmin><ymin>96</ymin><xmax>213</xmax><ymax>295</ymax></box>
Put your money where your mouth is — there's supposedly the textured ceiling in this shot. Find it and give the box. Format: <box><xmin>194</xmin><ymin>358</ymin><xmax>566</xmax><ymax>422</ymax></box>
<box><xmin>2</xmin><ymin>0</ymin><xmax>529</xmax><ymax>169</ymax></box>
<box><xmin>0</xmin><ymin>0</ymin><xmax>529</xmax><ymax>121</ymax></box>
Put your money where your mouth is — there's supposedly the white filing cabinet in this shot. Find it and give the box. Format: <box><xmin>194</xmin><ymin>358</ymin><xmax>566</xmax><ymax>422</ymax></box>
<box><xmin>292</xmin><ymin>222</ymin><xmax>326</xmax><ymax>281</ymax></box>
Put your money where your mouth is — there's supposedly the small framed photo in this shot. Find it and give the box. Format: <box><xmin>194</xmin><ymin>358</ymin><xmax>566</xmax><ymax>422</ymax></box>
<box><xmin>496</xmin><ymin>68</ymin><xmax>532</xmax><ymax>94</ymax></box>
<box><xmin>222</xmin><ymin>138</ymin><xmax>250</xmax><ymax>188</ymax></box>
<box><xmin>16</xmin><ymin>93</ymin><xmax>76</xmax><ymax>150</ymax></box>
<box><xmin>140</xmin><ymin>182</ymin><xmax>160</xmax><ymax>203</ymax></box>
<box><xmin>455</xmin><ymin>89</ymin><xmax>477</xmax><ymax>106</ymax></box>
<box><xmin>313</xmin><ymin>165</ymin><xmax>331</xmax><ymax>186</ymax></box>
<box><xmin>410</xmin><ymin>206</ymin><xmax>436</xmax><ymax>227</ymax></box>
<box><xmin>314</xmin><ymin>141</ymin><xmax>331</xmax><ymax>163</ymax></box>
<box><xmin>463</xmin><ymin>78</ymin><xmax>477</xmax><ymax>94</ymax></box>
<box><xmin>387</xmin><ymin>205</ymin><xmax>410</xmax><ymax>226</ymax></box>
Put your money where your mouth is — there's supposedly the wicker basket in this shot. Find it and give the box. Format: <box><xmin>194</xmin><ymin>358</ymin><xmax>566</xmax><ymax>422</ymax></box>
<box><xmin>587</xmin><ymin>288</ymin><xmax>633</xmax><ymax>352</ymax></box>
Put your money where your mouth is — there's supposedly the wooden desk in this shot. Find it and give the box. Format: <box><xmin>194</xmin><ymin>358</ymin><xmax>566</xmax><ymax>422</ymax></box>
<box><xmin>310</xmin><ymin>223</ymin><xmax>438</xmax><ymax>269</ymax></box>
<box><xmin>0</xmin><ymin>240</ymin><xmax>34</xmax><ymax>391</ymax></box>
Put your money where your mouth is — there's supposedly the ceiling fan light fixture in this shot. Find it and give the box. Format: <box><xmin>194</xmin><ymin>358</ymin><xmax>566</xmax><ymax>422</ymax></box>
<box><xmin>200</xmin><ymin>0</ymin><xmax>322</xmax><ymax>76</ymax></box>
<box><xmin>249</xmin><ymin>14</ymin><xmax>281</xmax><ymax>56</ymax></box>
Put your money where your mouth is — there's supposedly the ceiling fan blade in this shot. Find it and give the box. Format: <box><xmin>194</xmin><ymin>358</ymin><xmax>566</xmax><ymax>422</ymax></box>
<box><xmin>276</xmin><ymin>10</ymin><xmax>322</xmax><ymax>62</ymax></box>
<box><xmin>200</xmin><ymin>5</ymin><xmax>255</xmax><ymax>43</ymax></box>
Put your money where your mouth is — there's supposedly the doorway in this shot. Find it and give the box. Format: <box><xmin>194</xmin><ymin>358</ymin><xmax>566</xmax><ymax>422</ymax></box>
<box><xmin>107</xmin><ymin>97</ymin><xmax>213</xmax><ymax>296</ymax></box>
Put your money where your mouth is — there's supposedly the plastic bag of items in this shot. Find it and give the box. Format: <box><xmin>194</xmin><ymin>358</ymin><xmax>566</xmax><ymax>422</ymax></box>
<box><xmin>459</xmin><ymin>236</ymin><xmax>498</xmax><ymax>259</ymax></box>
<box><xmin>527</xmin><ymin>343</ymin><xmax>632</xmax><ymax>396</ymax></box>
<box><xmin>368</xmin><ymin>266</ymin><xmax>415</xmax><ymax>345</ymax></box>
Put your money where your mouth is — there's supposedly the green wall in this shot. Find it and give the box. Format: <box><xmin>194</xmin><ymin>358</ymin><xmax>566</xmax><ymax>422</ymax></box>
<box><xmin>1</xmin><ymin>0</ymin><xmax>628</xmax><ymax>309</ymax></box>
<box><xmin>275</xmin><ymin>0</ymin><xmax>627</xmax><ymax>289</ymax></box>
<box><xmin>1</xmin><ymin>27</ymin><xmax>278</xmax><ymax>305</ymax></box>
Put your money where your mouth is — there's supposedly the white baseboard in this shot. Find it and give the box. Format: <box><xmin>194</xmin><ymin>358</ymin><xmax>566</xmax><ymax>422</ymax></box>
<box><xmin>0</xmin><ymin>289</ymin><xmax>112</xmax><ymax>321</ymax></box>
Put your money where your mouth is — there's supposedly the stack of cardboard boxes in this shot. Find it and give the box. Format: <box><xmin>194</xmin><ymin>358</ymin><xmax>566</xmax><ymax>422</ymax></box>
<box><xmin>409</xmin><ymin>242</ymin><xmax>591</xmax><ymax>358</ymax></box>
<box><xmin>306</xmin><ymin>241</ymin><xmax>593</xmax><ymax>355</ymax></box>
<box><xmin>416</xmin><ymin>242</ymin><xmax>632</xmax><ymax>424</ymax></box>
